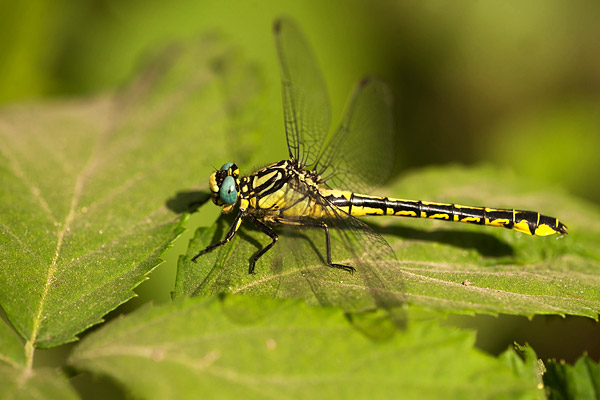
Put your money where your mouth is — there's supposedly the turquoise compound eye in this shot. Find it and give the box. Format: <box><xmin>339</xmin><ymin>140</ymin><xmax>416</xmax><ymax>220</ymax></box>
<box><xmin>220</xmin><ymin>162</ymin><xmax>234</xmax><ymax>171</ymax></box>
<box><xmin>219</xmin><ymin>176</ymin><xmax>238</xmax><ymax>205</ymax></box>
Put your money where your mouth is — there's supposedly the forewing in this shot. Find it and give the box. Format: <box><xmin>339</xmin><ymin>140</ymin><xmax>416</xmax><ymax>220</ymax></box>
<box><xmin>316</xmin><ymin>78</ymin><xmax>395</xmax><ymax>193</ymax></box>
<box><xmin>274</xmin><ymin>18</ymin><xmax>331</xmax><ymax>165</ymax></box>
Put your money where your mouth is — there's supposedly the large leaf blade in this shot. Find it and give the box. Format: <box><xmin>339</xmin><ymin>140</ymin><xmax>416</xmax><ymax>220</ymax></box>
<box><xmin>383</xmin><ymin>166</ymin><xmax>599</xmax><ymax>318</ymax></box>
<box><xmin>0</xmin><ymin>36</ymin><xmax>261</xmax><ymax>348</ymax></box>
<box><xmin>69</xmin><ymin>295</ymin><xmax>538</xmax><ymax>399</ymax></box>
<box><xmin>178</xmin><ymin>165</ymin><xmax>599</xmax><ymax>318</ymax></box>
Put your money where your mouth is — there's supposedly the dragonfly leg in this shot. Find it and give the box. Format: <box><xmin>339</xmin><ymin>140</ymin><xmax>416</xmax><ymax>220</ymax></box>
<box><xmin>273</xmin><ymin>217</ymin><xmax>355</xmax><ymax>274</ymax></box>
<box><xmin>247</xmin><ymin>215</ymin><xmax>278</xmax><ymax>274</ymax></box>
<box><xmin>192</xmin><ymin>210</ymin><xmax>245</xmax><ymax>262</ymax></box>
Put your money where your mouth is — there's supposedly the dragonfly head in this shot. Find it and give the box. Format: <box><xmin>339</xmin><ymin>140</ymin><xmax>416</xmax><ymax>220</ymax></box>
<box><xmin>209</xmin><ymin>162</ymin><xmax>240</xmax><ymax>213</ymax></box>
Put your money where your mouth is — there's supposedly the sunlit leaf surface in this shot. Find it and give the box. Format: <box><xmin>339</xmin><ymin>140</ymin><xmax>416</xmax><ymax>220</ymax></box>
<box><xmin>0</xmin><ymin>37</ymin><xmax>261</xmax><ymax>348</ymax></box>
<box><xmin>178</xmin><ymin>165</ymin><xmax>600</xmax><ymax>319</ymax></box>
<box><xmin>69</xmin><ymin>296</ymin><xmax>538</xmax><ymax>399</ymax></box>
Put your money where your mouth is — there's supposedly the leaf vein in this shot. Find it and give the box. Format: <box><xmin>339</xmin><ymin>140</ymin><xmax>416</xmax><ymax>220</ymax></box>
<box><xmin>0</xmin><ymin>135</ymin><xmax>56</xmax><ymax>223</ymax></box>
<box><xmin>0</xmin><ymin>222</ymin><xmax>45</xmax><ymax>264</ymax></box>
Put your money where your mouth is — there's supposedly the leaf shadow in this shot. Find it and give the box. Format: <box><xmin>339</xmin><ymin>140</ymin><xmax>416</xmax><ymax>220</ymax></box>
<box><xmin>166</xmin><ymin>190</ymin><xmax>211</xmax><ymax>213</ymax></box>
<box><xmin>373</xmin><ymin>224</ymin><xmax>515</xmax><ymax>258</ymax></box>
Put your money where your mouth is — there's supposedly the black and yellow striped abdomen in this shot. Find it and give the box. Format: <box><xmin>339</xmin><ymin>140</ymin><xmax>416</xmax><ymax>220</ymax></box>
<box><xmin>321</xmin><ymin>189</ymin><xmax>567</xmax><ymax>237</ymax></box>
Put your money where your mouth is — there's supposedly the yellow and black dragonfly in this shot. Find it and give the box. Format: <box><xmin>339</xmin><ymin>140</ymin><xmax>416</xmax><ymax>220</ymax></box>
<box><xmin>193</xmin><ymin>18</ymin><xmax>567</xmax><ymax>275</ymax></box>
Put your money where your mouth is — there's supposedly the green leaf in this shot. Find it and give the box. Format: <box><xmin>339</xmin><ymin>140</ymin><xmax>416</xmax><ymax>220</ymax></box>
<box><xmin>544</xmin><ymin>355</ymin><xmax>600</xmax><ymax>400</ymax></box>
<box><xmin>383</xmin><ymin>165</ymin><xmax>599</xmax><ymax>318</ymax></box>
<box><xmin>174</xmin><ymin>213</ymin><xmax>407</xmax><ymax>317</ymax></box>
<box><xmin>0</xmin><ymin>36</ymin><xmax>262</xmax><ymax>349</ymax></box>
<box><xmin>0</xmin><ymin>318</ymin><xmax>25</xmax><ymax>368</ymax></box>
<box><xmin>0</xmin><ymin>365</ymin><xmax>78</xmax><ymax>400</ymax></box>
<box><xmin>499</xmin><ymin>344</ymin><xmax>545</xmax><ymax>400</ymax></box>
<box><xmin>68</xmin><ymin>295</ymin><xmax>539</xmax><ymax>399</ymax></box>
<box><xmin>178</xmin><ymin>165</ymin><xmax>599</xmax><ymax>319</ymax></box>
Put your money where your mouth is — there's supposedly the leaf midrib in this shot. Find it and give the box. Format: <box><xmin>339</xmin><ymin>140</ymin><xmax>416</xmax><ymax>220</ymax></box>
<box><xmin>24</xmin><ymin>126</ymin><xmax>102</xmax><ymax>370</ymax></box>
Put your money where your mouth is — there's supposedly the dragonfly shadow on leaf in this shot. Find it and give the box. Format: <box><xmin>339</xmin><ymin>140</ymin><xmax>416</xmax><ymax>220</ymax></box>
<box><xmin>166</xmin><ymin>190</ymin><xmax>211</xmax><ymax>213</ymax></box>
<box><xmin>236</xmin><ymin>224</ymin><xmax>328</xmax><ymax>273</ymax></box>
<box><xmin>373</xmin><ymin>224</ymin><xmax>515</xmax><ymax>258</ymax></box>
<box><xmin>280</xmin><ymin>228</ymin><xmax>329</xmax><ymax>264</ymax></box>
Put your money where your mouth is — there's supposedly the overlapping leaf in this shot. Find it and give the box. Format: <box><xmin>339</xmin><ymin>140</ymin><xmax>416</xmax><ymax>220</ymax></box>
<box><xmin>544</xmin><ymin>355</ymin><xmax>600</xmax><ymax>399</ymax></box>
<box><xmin>0</xmin><ymin>317</ymin><xmax>77</xmax><ymax>400</ymax></box>
<box><xmin>0</xmin><ymin>319</ymin><xmax>25</xmax><ymax>368</ymax></box>
<box><xmin>0</xmin><ymin>365</ymin><xmax>78</xmax><ymax>400</ymax></box>
<box><xmin>69</xmin><ymin>295</ymin><xmax>539</xmax><ymax>399</ymax></box>
<box><xmin>0</xmin><ymin>36</ymin><xmax>262</xmax><ymax>348</ymax></box>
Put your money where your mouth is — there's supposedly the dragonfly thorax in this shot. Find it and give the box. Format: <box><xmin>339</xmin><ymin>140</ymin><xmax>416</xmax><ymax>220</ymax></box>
<box><xmin>209</xmin><ymin>162</ymin><xmax>241</xmax><ymax>213</ymax></box>
<box><xmin>287</xmin><ymin>158</ymin><xmax>324</xmax><ymax>186</ymax></box>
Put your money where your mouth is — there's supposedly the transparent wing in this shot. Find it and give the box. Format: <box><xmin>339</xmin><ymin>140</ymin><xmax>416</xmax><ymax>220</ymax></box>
<box><xmin>274</xmin><ymin>177</ymin><xmax>406</xmax><ymax>321</ymax></box>
<box><xmin>274</xmin><ymin>18</ymin><xmax>331</xmax><ymax>166</ymax></box>
<box><xmin>189</xmin><ymin>177</ymin><xmax>405</xmax><ymax>322</ymax></box>
<box><xmin>294</xmin><ymin>191</ymin><xmax>406</xmax><ymax>324</ymax></box>
<box><xmin>315</xmin><ymin>77</ymin><xmax>395</xmax><ymax>194</ymax></box>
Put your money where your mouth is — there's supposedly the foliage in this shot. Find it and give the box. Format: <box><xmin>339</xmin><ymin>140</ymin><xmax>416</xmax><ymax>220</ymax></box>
<box><xmin>0</xmin><ymin>20</ymin><xmax>598</xmax><ymax>400</ymax></box>
<box><xmin>68</xmin><ymin>296</ymin><xmax>540</xmax><ymax>400</ymax></box>
<box><xmin>178</xmin><ymin>165</ymin><xmax>600</xmax><ymax>319</ymax></box>
<box><xmin>544</xmin><ymin>355</ymin><xmax>600</xmax><ymax>399</ymax></box>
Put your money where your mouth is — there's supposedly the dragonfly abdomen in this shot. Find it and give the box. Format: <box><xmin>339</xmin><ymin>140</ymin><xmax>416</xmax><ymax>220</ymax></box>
<box><xmin>324</xmin><ymin>190</ymin><xmax>567</xmax><ymax>236</ymax></box>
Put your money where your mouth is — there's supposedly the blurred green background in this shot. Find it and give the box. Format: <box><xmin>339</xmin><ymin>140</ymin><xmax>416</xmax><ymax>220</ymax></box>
<box><xmin>4</xmin><ymin>0</ymin><xmax>599</xmax><ymax>371</ymax></box>
<box><xmin>2</xmin><ymin>0</ymin><xmax>599</xmax><ymax>201</ymax></box>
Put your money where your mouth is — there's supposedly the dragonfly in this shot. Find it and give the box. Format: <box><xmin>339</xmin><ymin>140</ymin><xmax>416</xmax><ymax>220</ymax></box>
<box><xmin>192</xmin><ymin>18</ymin><xmax>568</xmax><ymax>276</ymax></box>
